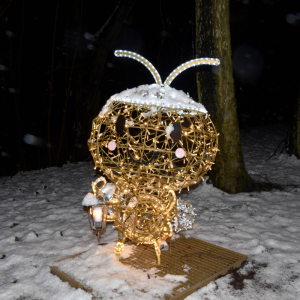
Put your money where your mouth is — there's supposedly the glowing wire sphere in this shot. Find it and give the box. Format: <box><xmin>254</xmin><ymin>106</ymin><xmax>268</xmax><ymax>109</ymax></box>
<box><xmin>87</xmin><ymin>50</ymin><xmax>220</xmax><ymax>265</ymax></box>
<box><xmin>88</xmin><ymin>93</ymin><xmax>218</xmax><ymax>192</ymax></box>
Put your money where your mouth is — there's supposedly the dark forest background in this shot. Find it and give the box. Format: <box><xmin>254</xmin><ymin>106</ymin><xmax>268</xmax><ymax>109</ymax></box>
<box><xmin>1</xmin><ymin>0</ymin><xmax>300</xmax><ymax>177</ymax></box>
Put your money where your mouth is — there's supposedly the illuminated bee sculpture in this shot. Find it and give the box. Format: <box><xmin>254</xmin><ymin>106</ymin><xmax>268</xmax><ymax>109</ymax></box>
<box><xmin>84</xmin><ymin>50</ymin><xmax>219</xmax><ymax>265</ymax></box>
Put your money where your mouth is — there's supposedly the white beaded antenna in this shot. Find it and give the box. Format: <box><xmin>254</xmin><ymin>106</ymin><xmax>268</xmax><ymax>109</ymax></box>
<box><xmin>114</xmin><ymin>50</ymin><xmax>162</xmax><ymax>86</ymax></box>
<box><xmin>114</xmin><ymin>49</ymin><xmax>220</xmax><ymax>87</ymax></box>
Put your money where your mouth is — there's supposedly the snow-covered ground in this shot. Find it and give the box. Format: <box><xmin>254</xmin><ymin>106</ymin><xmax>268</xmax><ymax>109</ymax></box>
<box><xmin>1</xmin><ymin>123</ymin><xmax>300</xmax><ymax>300</ymax></box>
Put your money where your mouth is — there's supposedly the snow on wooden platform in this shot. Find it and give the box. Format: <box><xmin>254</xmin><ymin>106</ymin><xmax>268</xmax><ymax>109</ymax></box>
<box><xmin>50</xmin><ymin>236</ymin><xmax>247</xmax><ymax>300</ymax></box>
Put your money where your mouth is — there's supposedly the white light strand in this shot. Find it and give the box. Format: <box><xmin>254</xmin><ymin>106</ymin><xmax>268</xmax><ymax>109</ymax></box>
<box><xmin>111</xmin><ymin>96</ymin><xmax>201</xmax><ymax>114</ymax></box>
<box><xmin>115</xmin><ymin>50</ymin><xmax>220</xmax><ymax>90</ymax></box>
<box><xmin>163</xmin><ymin>58</ymin><xmax>220</xmax><ymax>87</ymax></box>
<box><xmin>115</xmin><ymin>50</ymin><xmax>162</xmax><ymax>86</ymax></box>
<box><xmin>107</xmin><ymin>83</ymin><xmax>210</xmax><ymax>115</ymax></box>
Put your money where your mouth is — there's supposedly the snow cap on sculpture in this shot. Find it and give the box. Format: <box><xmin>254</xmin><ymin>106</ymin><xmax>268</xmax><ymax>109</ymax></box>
<box><xmin>99</xmin><ymin>84</ymin><xmax>207</xmax><ymax>118</ymax></box>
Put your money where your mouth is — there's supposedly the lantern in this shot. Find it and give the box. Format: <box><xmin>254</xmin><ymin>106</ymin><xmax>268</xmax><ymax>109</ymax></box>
<box><xmin>88</xmin><ymin>205</ymin><xmax>108</xmax><ymax>244</ymax></box>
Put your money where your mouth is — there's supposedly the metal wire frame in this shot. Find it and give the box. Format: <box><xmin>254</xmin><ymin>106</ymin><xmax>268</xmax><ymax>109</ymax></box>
<box><xmin>88</xmin><ymin>101</ymin><xmax>218</xmax><ymax>193</ymax></box>
<box><xmin>87</xmin><ymin>99</ymin><xmax>218</xmax><ymax>264</ymax></box>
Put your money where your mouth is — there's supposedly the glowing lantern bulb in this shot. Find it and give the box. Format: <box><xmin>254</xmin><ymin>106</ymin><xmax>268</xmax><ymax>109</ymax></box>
<box><xmin>93</xmin><ymin>207</ymin><xmax>103</xmax><ymax>222</ymax></box>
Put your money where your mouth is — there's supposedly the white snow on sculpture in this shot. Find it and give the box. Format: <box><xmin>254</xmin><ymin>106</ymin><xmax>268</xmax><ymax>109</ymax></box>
<box><xmin>101</xmin><ymin>182</ymin><xmax>116</xmax><ymax>201</ymax></box>
<box><xmin>125</xmin><ymin>120</ymin><xmax>134</xmax><ymax>126</ymax></box>
<box><xmin>99</xmin><ymin>84</ymin><xmax>207</xmax><ymax>116</ymax></box>
<box><xmin>166</xmin><ymin>123</ymin><xmax>174</xmax><ymax>139</ymax></box>
<box><xmin>82</xmin><ymin>192</ymin><xmax>99</xmax><ymax>206</ymax></box>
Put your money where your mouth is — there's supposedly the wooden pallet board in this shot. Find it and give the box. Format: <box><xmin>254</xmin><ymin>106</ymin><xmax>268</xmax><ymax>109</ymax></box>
<box><xmin>121</xmin><ymin>236</ymin><xmax>247</xmax><ymax>299</ymax></box>
<box><xmin>50</xmin><ymin>237</ymin><xmax>247</xmax><ymax>300</ymax></box>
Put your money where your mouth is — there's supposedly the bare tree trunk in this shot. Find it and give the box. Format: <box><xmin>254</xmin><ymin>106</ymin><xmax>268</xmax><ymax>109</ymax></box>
<box><xmin>290</xmin><ymin>87</ymin><xmax>300</xmax><ymax>158</ymax></box>
<box><xmin>195</xmin><ymin>0</ymin><xmax>255</xmax><ymax>193</ymax></box>
<box><xmin>48</xmin><ymin>1</ymin><xmax>59</xmax><ymax>167</ymax></box>
<box><xmin>71</xmin><ymin>0</ymin><xmax>136</xmax><ymax>162</ymax></box>
<box><xmin>56</xmin><ymin>0</ymin><xmax>82</xmax><ymax>166</ymax></box>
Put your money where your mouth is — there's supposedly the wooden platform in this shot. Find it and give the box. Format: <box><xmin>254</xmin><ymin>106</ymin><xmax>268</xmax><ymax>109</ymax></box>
<box><xmin>50</xmin><ymin>237</ymin><xmax>247</xmax><ymax>300</ymax></box>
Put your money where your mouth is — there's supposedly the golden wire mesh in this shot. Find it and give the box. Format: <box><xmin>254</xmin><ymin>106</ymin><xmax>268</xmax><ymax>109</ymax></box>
<box><xmin>87</xmin><ymin>99</ymin><xmax>218</xmax><ymax>264</ymax></box>
<box><xmin>86</xmin><ymin>50</ymin><xmax>219</xmax><ymax>265</ymax></box>
<box><xmin>88</xmin><ymin>101</ymin><xmax>218</xmax><ymax>193</ymax></box>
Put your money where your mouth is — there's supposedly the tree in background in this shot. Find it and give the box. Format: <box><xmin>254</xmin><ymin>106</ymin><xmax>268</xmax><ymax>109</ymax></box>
<box><xmin>57</xmin><ymin>0</ymin><xmax>137</xmax><ymax>165</ymax></box>
<box><xmin>195</xmin><ymin>0</ymin><xmax>255</xmax><ymax>193</ymax></box>
<box><xmin>290</xmin><ymin>88</ymin><xmax>300</xmax><ymax>158</ymax></box>
<box><xmin>0</xmin><ymin>0</ymin><xmax>137</xmax><ymax>175</ymax></box>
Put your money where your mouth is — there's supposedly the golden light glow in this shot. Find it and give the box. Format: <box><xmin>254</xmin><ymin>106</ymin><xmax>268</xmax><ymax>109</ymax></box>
<box><xmin>87</xmin><ymin>51</ymin><xmax>219</xmax><ymax>265</ymax></box>
<box><xmin>92</xmin><ymin>208</ymin><xmax>103</xmax><ymax>222</ymax></box>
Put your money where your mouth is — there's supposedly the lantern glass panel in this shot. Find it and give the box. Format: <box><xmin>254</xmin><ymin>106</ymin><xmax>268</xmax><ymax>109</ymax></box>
<box><xmin>89</xmin><ymin>205</ymin><xmax>108</xmax><ymax>230</ymax></box>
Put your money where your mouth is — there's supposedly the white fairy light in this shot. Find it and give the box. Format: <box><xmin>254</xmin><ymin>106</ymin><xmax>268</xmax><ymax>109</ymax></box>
<box><xmin>164</xmin><ymin>58</ymin><xmax>220</xmax><ymax>87</ymax></box>
<box><xmin>115</xmin><ymin>50</ymin><xmax>162</xmax><ymax>86</ymax></box>
<box><xmin>115</xmin><ymin>49</ymin><xmax>220</xmax><ymax>88</ymax></box>
<box><xmin>104</xmin><ymin>84</ymin><xmax>208</xmax><ymax>116</ymax></box>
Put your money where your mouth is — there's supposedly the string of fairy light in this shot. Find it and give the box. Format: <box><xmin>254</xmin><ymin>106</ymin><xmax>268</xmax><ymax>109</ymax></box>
<box><xmin>87</xmin><ymin>50</ymin><xmax>220</xmax><ymax>265</ymax></box>
<box><xmin>114</xmin><ymin>49</ymin><xmax>220</xmax><ymax>87</ymax></box>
